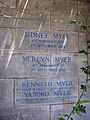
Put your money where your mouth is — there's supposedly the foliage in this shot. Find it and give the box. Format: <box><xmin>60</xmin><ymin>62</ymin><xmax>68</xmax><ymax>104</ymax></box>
<box><xmin>58</xmin><ymin>20</ymin><xmax>90</xmax><ymax>120</ymax></box>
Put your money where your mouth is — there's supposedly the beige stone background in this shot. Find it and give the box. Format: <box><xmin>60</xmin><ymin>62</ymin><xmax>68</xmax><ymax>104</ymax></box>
<box><xmin>0</xmin><ymin>0</ymin><xmax>90</xmax><ymax>120</ymax></box>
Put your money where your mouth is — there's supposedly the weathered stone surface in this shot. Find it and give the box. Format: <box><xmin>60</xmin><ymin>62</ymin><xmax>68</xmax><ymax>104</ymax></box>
<box><xmin>17</xmin><ymin>0</ymin><xmax>77</xmax><ymax>13</ymax></box>
<box><xmin>87</xmin><ymin>16</ymin><xmax>90</xmax><ymax>33</ymax></box>
<box><xmin>0</xmin><ymin>7</ymin><xmax>16</xmax><ymax>28</ymax></box>
<box><xmin>51</xmin><ymin>103</ymin><xmax>90</xmax><ymax>120</ymax></box>
<box><xmin>0</xmin><ymin>8</ymin><xmax>49</xmax><ymax>29</ymax></box>
<box><xmin>51</xmin><ymin>52</ymin><xmax>86</xmax><ymax>77</ymax></box>
<box><xmin>0</xmin><ymin>0</ymin><xmax>16</xmax><ymax>8</ymax></box>
<box><xmin>17</xmin><ymin>0</ymin><xmax>54</xmax><ymax>12</ymax></box>
<box><xmin>51</xmin><ymin>14</ymin><xmax>87</xmax><ymax>32</ymax></box>
<box><xmin>79</xmin><ymin>32</ymin><xmax>87</xmax><ymax>51</ymax></box>
<box><xmin>51</xmin><ymin>104</ymin><xmax>75</xmax><ymax>120</ymax></box>
<box><xmin>14</xmin><ymin>20</ymin><xmax>49</xmax><ymax>30</ymax></box>
<box><xmin>0</xmin><ymin>52</ymin><xmax>86</xmax><ymax>78</ymax></box>
<box><xmin>0</xmin><ymin>52</ymin><xmax>84</xmax><ymax>78</ymax></box>
<box><xmin>0</xmin><ymin>0</ymin><xmax>90</xmax><ymax>119</ymax></box>
<box><xmin>52</xmin><ymin>0</ymin><xmax>77</xmax><ymax>13</ymax></box>
<box><xmin>15</xmin><ymin>77</ymin><xmax>78</xmax><ymax>105</ymax></box>
<box><xmin>0</xmin><ymin>29</ymin><xmax>13</xmax><ymax>50</ymax></box>
<box><xmin>0</xmin><ymin>106</ymin><xmax>49</xmax><ymax>120</ymax></box>
<box><xmin>50</xmin><ymin>13</ymin><xmax>78</xmax><ymax>31</ymax></box>
<box><xmin>0</xmin><ymin>51</ymin><xmax>51</xmax><ymax>78</ymax></box>
<box><xmin>13</xmin><ymin>30</ymin><xmax>79</xmax><ymax>52</ymax></box>
<box><xmin>78</xmin><ymin>1</ymin><xmax>90</xmax><ymax>14</ymax></box>
<box><xmin>0</xmin><ymin>17</ymin><xmax>14</xmax><ymax>28</ymax></box>
<box><xmin>79</xmin><ymin>77</ymin><xmax>90</xmax><ymax>99</ymax></box>
<box><xmin>0</xmin><ymin>79</ymin><xmax>13</xmax><ymax>106</ymax></box>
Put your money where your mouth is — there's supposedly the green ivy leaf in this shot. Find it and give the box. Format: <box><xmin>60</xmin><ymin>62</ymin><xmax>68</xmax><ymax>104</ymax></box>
<box><xmin>88</xmin><ymin>45</ymin><xmax>90</xmax><ymax>49</ymax></box>
<box><xmin>79</xmin><ymin>105</ymin><xmax>86</xmax><ymax>114</ymax></box>
<box><xmin>86</xmin><ymin>66</ymin><xmax>90</xmax><ymax>69</ymax></box>
<box><xmin>81</xmin><ymin>24</ymin><xmax>88</xmax><ymax>30</ymax></box>
<box><xmin>73</xmin><ymin>105</ymin><xmax>86</xmax><ymax>115</ymax></box>
<box><xmin>79</xmin><ymin>50</ymin><xmax>85</xmax><ymax>53</ymax></box>
<box><xmin>82</xmin><ymin>61</ymin><xmax>88</xmax><ymax>64</ymax></box>
<box><xmin>77</xmin><ymin>21</ymin><xmax>82</xmax><ymax>24</ymax></box>
<box><xmin>63</xmin><ymin>114</ymin><xmax>68</xmax><ymax>117</ymax></box>
<box><xmin>70</xmin><ymin>118</ymin><xmax>73</xmax><ymax>120</ymax></box>
<box><xmin>81</xmin><ymin>85</ymin><xmax>87</xmax><ymax>91</ymax></box>
<box><xmin>87</xmin><ymin>85</ymin><xmax>90</xmax><ymax>88</ymax></box>
<box><xmin>70</xmin><ymin>20</ymin><xmax>77</xmax><ymax>24</ymax></box>
<box><xmin>87</xmin><ymin>40</ymin><xmax>90</xmax><ymax>43</ymax></box>
<box><xmin>79</xmin><ymin>50</ymin><xmax>87</xmax><ymax>55</ymax></box>
<box><xmin>58</xmin><ymin>117</ymin><xmax>65</xmax><ymax>120</ymax></box>
<box><xmin>70</xmin><ymin>20</ymin><xmax>89</xmax><ymax>30</ymax></box>
<box><xmin>80</xmin><ymin>67</ymin><xmax>86</xmax><ymax>72</ymax></box>
<box><xmin>80</xmin><ymin>100</ymin><xmax>90</xmax><ymax>104</ymax></box>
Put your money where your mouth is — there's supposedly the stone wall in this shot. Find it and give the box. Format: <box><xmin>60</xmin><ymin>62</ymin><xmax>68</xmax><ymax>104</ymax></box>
<box><xmin>0</xmin><ymin>0</ymin><xmax>90</xmax><ymax>120</ymax></box>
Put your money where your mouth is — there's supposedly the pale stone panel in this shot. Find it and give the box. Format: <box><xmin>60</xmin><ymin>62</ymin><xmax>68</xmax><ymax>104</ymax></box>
<box><xmin>0</xmin><ymin>51</ymin><xmax>86</xmax><ymax>78</ymax></box>
<box><xmin>13</xmin><ymin>30</ymin><xmax>78</xmax><ymax>52</ymax></box>
<box><xmin>0</xmin><ymin>79</ymin><xmax>13</xmax><ymax>106</ymax></box>
<box><xmin>15</xmin><ymin>77</ymin><xmax>78</xmax><ymax>105</ymax></box>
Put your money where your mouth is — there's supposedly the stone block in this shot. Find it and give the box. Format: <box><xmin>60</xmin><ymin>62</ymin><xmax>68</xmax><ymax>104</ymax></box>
<box><xmin>0</xmin><ymin>0</ymin><xmax>16</xmax><ymax>8</ymax></box>
<box><xmin>16</xmin><ymin>0</ymin><xmax>54</xmax><ymax>12</ymax></box>
<box><xmin>52</xmin><ymin>0</ymin><xmax>77</xmax><ymax>14</ymax></box>
<box><xmin>0</xmin><ymin>29</ymin><xmax>13</xmax><ymax>50</ymax></box>
<box><xmin>0</xmin><ymin>106</ymin><xmax>49</xmax><ymax>120</ymax></box>
<box><xmin>0</xmin><ymin>79</ymin><xmax>13</xmax><ymax>106</ymax></box>
<box><xmin>13</xmin><ymin>30</ymin><xmax>78</xmax><ymax>52</ymax></box>
<box><xmin>0</xmin><ymin>51</ymin><xmax>86</xmax><ymax>78</ymax></box>
<box><xmin>16</xmin><ymin>0</ymin><xmax>77</xmax><ymax>13</ymax></box>
<box><xmin>15</xmin><ymin>77</ymin><xmax>78</xmax><ymax>105</ymax></box>
<box><xmin>78</xmin><ymin>1</ymin><xmax>90</xmax><ymax>14</ymax></box>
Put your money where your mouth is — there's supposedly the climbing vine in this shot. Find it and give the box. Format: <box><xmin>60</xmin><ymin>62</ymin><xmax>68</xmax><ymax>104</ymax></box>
<box><xmin>58</xmin><ymin>20</ymin><xmax>90</xmax><ymax>120</ymax></box>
